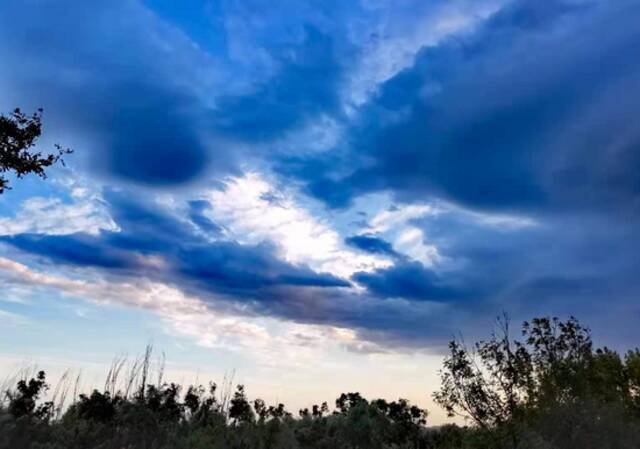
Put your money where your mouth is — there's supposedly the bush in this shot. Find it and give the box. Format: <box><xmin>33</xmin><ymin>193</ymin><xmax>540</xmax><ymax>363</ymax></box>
<box><xmin>2</xmin><ymin>316</ymin><xmax>638</xmax><ymax>449</ymax></box>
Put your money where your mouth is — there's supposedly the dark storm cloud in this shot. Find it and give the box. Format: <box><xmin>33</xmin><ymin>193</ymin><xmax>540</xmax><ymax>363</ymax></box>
<box><xmin>345</xmin><ymin>235</ymin><xmax>398</xmax><ymax>257</ymax></box>
<box><xmin>353</xmin><ymin>261</ymin><xmax>468</xmax><ymax>302</ymax></box>
<box><xmin>2</xmin><ymin>0</ymin><xmax>640</xmax><ymax>350</ymax></box>
<box><xmin>287</xmin><ymin>0</ymin><xmax>640</xmax><ymax>214</ymax></box>
<box><xmin>346</xmin><ymin>234</ymin><xmax>481</xmax><ymax>303</ymax></box>
<box><xmin>0</xmin><ymin>234</ymin><xmax>135</xmax><ymax>269</ymax></box>
<box><xmin>174</xmin><ymin>241</ymin><xmax>350</xmax><ymax>295</ymax></box>
<box><xmin>1</xmin><ymin>192</ymin><xmax>351</xmax><ymax>302</ymax></box>
<box><xmin>416</xmin><ymin>207</ymin><xmax>640</xmax><ymax>322</ymax></box>
<box><xmin>213</xmin><ymin>26</ymin><xmax>344</xmax><ymax>141</ymax></box>
<box><xmin>187</xmin><ymin>200</ymin><xmax>223</xmax><ymax>235</ymax></box>
<box><xmin>3</xmin><ymin>189</ymin><xmax>640</xmax><ymax>349</ymax></box>
<box><xmin>268</xmin><ymin>0</ymin><xmax>640</xmax><ymax>347</ymax></box>
<box><xmin>0</xmin><ymin>0</ymin><xmax>216</xmax><ymax>186</ymax></box>
<box><xmin>0</xmin><ymin>1</ymin><xmax>346</xmax><ymax>186</ymax></box>
<box><xmin>0</xmin><ymin>190</ymin><xmax>485</xmax><ymax>348</ymax></box>
<box><xmin>102</xmin><ymin>86</ymin><xmax>209</xmax><ymax>185</ymax></box>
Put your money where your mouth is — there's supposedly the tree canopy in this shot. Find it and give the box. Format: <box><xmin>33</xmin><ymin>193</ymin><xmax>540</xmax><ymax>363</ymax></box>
<box><xmin>0</xmin><ymin>108</ymin><xmax>70</xmax><ymax>193</ymax></box>
<box><xmin>434</xmin><ymin>315</ymin><xmax>640</xmax><ymax>448</ymax></box>
<box><xmin>2</xmin><ymin>316</ymin><xmax>639</xmax><ymax>448</ymax></box>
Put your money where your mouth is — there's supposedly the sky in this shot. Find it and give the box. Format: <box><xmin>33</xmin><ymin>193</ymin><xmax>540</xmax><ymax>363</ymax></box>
<box><xmin>1</xmin><ymin>0</ymin><xmax>639</xmax><ymax>424</ymax></box>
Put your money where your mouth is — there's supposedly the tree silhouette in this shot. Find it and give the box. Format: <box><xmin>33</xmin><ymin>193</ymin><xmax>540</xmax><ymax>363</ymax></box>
<box><xmin>228</xmin><ymin>384</ymin><xmax>254</xmax><ymax>424</ymax></box>
<box><xmin>0</xmin><ymin>108</ymin><xmax>71</xmax><ymax>193</ymax></box>
<box><xmin>434</xmin><ymin>315</ymin><xmax>640</xmax><ymax>448</ymax></box>
<box><xmin>6</xmin><ymin>370</ymin><xmax>53</xmax><ymax>421</ymax></box>
<box><xmin>2</xmin><ymin>317</ymin><xmax>640</xmax><ymax>448</ymax></box>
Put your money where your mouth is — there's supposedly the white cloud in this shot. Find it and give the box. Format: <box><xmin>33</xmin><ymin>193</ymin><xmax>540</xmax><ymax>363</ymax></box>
<box><xmin>0</xmin><ymin>258</ymin><xmax>269</xmax><ymax>351</ymax></box>
<box><xmin>0</xmin><ymin>257</ymin><xmax>387</xmax><ymax>369</ymax></box>
<box><xmin>368</xmin><ymin>204</ymin><xmax>435</xmax><ymax>233</ymax></box>
<box><xmin>395</xmin><ymin>227</ymin><xmax>441</xmax><ymax>266</ymax></box>
<box><xmin>204</xmin><ymin>172</ymin><xmax>392</xmax><ymax>279</ymax></box>
<box><xmin>364</xmin><ymin>201</ymin><xmax>535</xmax><ymax>267</ymax></box>
<box><xmin>366</xmin><ymin>203</ymin><xmax>441</xmax><ymax>266</ymax></box>
<box><xmin>0</xmin><ymin>196</ymin><xmax>117</xmax><ymax>236</ymax></box>
<box><xmin>345</xmin><ymin>0</ymin><xmax>506</xmax><ymax>107</ymax></box>
<box><xmin>0</xmin><ymin>168</ymin><xmax>118</xmax><ymax>237</ymax></box>
<box><xmin>454</xmin><ymin>207</ymin><xmax>537</xmax><ymax>230</ymax></box>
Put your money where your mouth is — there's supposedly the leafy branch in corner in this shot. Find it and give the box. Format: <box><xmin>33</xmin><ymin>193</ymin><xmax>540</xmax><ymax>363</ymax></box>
<box><xmin>0</xmin><ymin>108</ymin><xmax>72</xmax><ymax>193</ymax></box>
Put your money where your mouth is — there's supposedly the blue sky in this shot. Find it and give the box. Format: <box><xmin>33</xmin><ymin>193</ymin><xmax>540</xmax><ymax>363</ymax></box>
<box><xmin>1</xmin><ymin>0</ymin><xmax>639</xmax><ymax>421</ymax></box>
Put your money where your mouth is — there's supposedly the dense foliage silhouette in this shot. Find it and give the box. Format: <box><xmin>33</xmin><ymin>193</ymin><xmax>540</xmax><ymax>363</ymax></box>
<box><xmin>434</xmin><ymin>316</ymin><xmax>640</xmax><ymax>448</ymax></box>
<box><xmin>2</xmin><ymin>316</ymin><xmax>639</xmax><ymax>448</ymax></box>
<box><xmin>0</xmin><ymin>108</ymin><xmax>70</xmax><ymax>193</ymax></box>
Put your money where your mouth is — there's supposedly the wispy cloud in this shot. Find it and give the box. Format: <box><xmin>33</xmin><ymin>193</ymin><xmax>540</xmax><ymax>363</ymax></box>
<box><xmin>0</xmin><ymin>197</ymin><xmax>116</xmax><ymax>236</ymax></box>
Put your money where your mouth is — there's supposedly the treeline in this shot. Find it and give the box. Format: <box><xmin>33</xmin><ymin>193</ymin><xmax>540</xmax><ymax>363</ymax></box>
<box><xmin>1</xmin><ymin>372</ymin><xmax>431</xmax><ymax>449</ymax></box>
<box><xmin>1</xmin><ymin>316</ymin><xmax>640</xmax><ymax>449</ymax></box>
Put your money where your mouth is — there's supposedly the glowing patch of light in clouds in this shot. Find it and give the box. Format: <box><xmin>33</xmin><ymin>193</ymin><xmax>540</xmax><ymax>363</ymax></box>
<box><xmin>205</xmin><ymin>172</ymin><xmax>392</xmax><ymax>279</ymax></box>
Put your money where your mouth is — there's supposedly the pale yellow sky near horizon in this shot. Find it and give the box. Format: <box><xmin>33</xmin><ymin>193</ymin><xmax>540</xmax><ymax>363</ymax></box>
<box><xmin>0</xmin><ymin>348</ymin><xmax>459</xmax><ymax>426</ymax></box>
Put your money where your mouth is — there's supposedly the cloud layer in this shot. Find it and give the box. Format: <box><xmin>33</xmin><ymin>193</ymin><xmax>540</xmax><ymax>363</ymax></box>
<box><xmin>1</xmin><ymin>0</ymin><xmax>639</xmax><ymax>353</ymax></box>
